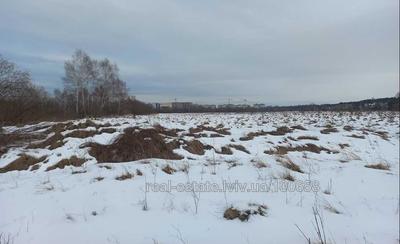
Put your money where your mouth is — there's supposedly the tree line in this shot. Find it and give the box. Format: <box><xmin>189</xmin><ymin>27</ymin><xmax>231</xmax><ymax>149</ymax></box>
<box><xmin>0</xmin><ymin>50</ymin><xmax>153</xmax><ymax>125</ymax></box>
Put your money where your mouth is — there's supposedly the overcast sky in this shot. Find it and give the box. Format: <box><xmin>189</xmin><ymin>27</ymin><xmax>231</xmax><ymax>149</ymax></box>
<box><xmin>0</xmin><ymin>0</ymin><xmax>398</xmax><ymax>105</ymax></box>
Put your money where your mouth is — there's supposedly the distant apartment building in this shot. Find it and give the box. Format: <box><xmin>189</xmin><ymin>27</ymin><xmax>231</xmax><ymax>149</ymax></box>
<box><xmin>153</xmin><ymin>102</ymin><xmax>193</xmax><ymax>112</ymax></box>
<box><xmin>253</xmin><ymin>103</ymin><xmax>266</xmax><ymax>109</ymax></box>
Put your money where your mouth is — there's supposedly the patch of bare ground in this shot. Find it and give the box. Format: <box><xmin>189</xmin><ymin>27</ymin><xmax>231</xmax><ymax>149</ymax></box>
<box><xmin>183</xmin><ymin>140</ymin><xmax>206</xmax><ymax>155</ymax></box>
<box><xmin>343</xmin><ymin>125</ymin><xmax>353</xmax><ymax>132</ymax></box>
<box><xmin>65</xmin><ymin>130</ymin><xmax>98</xmax><ymax>138</ymax></box>
<box><xmin>267</xmin><ymin>126</ymin><xmax>293</xmax><ymax>136</ymax></box>
<box><xmin>291</xmin><ymin>125</ymin><xmax>307</xmax><ymax>130</ymax></box>
<box><xmin>297</xmin><ymin>136</ymin><xmax>319</xmax><ymax>141</ymax></box>
<box><xmin>99</xmin><ymin>128</ymin><xmax>117</xmax><ymax>134</ymax></box>
<box><xmin>365</xmin><ymin>163</ymin><xmax>390</xmax><ymax>170</ymax></box>
<box><xmin>216</xmin><ymin>146</ymin><xmax>233</xmax><ymax>155</ymax></box>
<box><xmin>339</xmin><ymin>143</ymin><xmax>350</xmax><ymax>149</ymax></box>
<box><xmin>188</xmin><ymin>125</ymin><xmax>231</xmax><ymax>137</ymax></box>
<box><xmin>276</xmin><ymin>156</ymin><xmax>303</xmax><ymax>173</ymax></box>
<box><xmin>228</xmin><ymin>144</ymin><xmax>250</xmax><ymax>154</ymax></box>
<box><xmin>226</xmin><ymin>160</ymin><xmax>242</xmax><ymax>169</ymax></box>
<box><xmin>251</xmin><ymin>159</ymin><xmax>268</xmax><ymax>168</ymax></box>
<box><xmin>46</xmin><ymin>156</ymin><xmax>86</xmax><ymax>171</ymax></box>
<box><xmin>347</xmin><ymin>134</ymin><xmax>365</xmax><ymax>139</ymax></box>
<box><xmin>239</xmin><ymin>131</ymin><xmax>268</xmax><ymax>141</ymax></box>
<box><xmin>224</xmin><ymin>204</ymin><xmax>267</xmax><ymax>221</ymax></box>
<box><xmin>0</xmin><ymin>154</ymin><xmax>46</xmax><ymax>173</ymax></box>
<box><xmin>115</xmin><ymin>171</ymin><xmax>134</xmax><ymax>180</ymax></box>
<box><xmin>93</xmin><ymin>176</ymin><xmax>105</xmax><ymax>182</ymax></box>
<box><xmin>28</xmin><ymin>132</ymin><xmax>65</xmax><ymax>150</ymax></box>
<box><xmin>87</xmin><ymin>128</ymin><xmax>183</xmax><ymax>163</ymax></box>
<box><xmin>373</xmin><ymin>131</ymin><xmax>389</xmax><ymax>140</ymax></box>
<box><xmin>265</xmin><ymin>143</ymin><xmax>337</xmax><ymax>155</ymax></box>
<box><xmin>281</xmin><ymin>171</ymin><xmax>295</xmax><ymax>181</ymax></box>
<box><xmin>320</xmin><ymin>127</ymin><xmax>339</xmax><ymax>134</ymax></box>
<box><xmin>0</xmin><ymin>131</ymin><xmax>47</xmax><ymax>156</ymax></box>
<box><xmin>153</xmin><ymin>124</ymin><xmax>184</xmax><ymax>137</ymax></box>
<box><xmin>162</xmin><ymin>164</ymin><xmax>176</xmax><ymax>174</ymax></box>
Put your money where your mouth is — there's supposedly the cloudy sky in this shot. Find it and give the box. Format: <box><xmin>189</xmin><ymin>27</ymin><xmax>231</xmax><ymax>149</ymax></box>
<box><xmin>0</xmin><ymin>0</ymin><xmax>398</xmax><ymax>105</ymax></box>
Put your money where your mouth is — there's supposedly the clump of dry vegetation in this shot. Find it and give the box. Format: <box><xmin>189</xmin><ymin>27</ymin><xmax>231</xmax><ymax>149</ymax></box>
<box><xmin>162</xmin><ymin>165</ymin><xmax>176</xmax><ymax>174</ymax></box>
<box><xmin>281</xmin><ymin>171</ymin><xmax>295</xmax><ymax>181</ymax></box>
<box><xmin>365</xmin><ymin>163</ymin><xmax>390</xmax><ymax>170</ymax></box>
<box><xmin>265</xmin><ymin>143</ymin><xmax>336</xmax><ymax>155</ymax></box>
<box><xmin>276</xmin><ymin>156</ymin><xmax>303</xmax><ymax>173</ymax></box>
<box><xmin>347</xmin><ymin>134</ymin><xmax>365</xmax><ymax>139</ymax></box>
<box><xmin>115</xmin><ymin>171</ymin><xmax>134</xmax><ymax>180</ymax></box>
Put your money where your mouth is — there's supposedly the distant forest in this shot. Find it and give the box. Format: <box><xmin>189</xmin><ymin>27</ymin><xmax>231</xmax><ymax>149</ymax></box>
<box><xmin>0</xmin><ymin>50</ymin><xmax>153</xmax><ymax>125</ymax></box>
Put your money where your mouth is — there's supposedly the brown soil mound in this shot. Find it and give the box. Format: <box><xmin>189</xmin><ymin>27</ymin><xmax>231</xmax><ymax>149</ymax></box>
<box><xmin>1</xmin><ymin>132</ymin><xmax>47</xmax><ymax>156</ymax></box>
<box><xmin>297</xmin><ymin>136</ymin><xmax>319</xmax><ymax>141</ymax></box>
<box><xmin>189</xmin><ymin>125</ymin><xmax>231</xmax><ymax>136</ymax></box>
<box><xmin>88</xmin><ymin>128</ymin><xmax>183</xmax><ymax>163</ymax></box>
<box><xmin>65</xmin><ymin>130</ymin><xmax>98</xmax><ymax>138</ymax></box>
<box><xmin>265</xmin><ymin>143</ymin><xmax>336</xmax><ymax>155</ymax></box>
<box><xmin>115</xmin><ymin>171</ymin><xmax>134</xmax><ymax>180</ymax></box>
<box><xmin>347</xmin><ymin>134</ymin><xmax>365</xmax><ymax>139</ymax></box>
<box><xmin>224</xmin><ymin>204</ymin><xmax>267</xmax><ymax>221</ymax></box>
<box><xmin>365</xmin><ymin>163</ymin><xmax>390</xmax><ymax>170</ymax></box>
<box><xmin>343</xmin><ymin>125</ymin><xmax>353</xmax><ymax>132</ymax></box>
<box><xmin>291</xmin><ymin>125</ymin><xmax>307</xmax><ymax>130</ymax></box>
<box><xmin>28</xmin><ymin>132</ymin><xmax>65</xmax><ymax>150</ymax></box>
<box><xmin>153</xmin><ymin>124</ymin><xmax>183</xmax><ymax>137</ymax></box>
<box><xmin>217</xmin><ymin>146</ymin><xmax>233</xmax><ymax>155</ymax></box>
<box><xmin>228</xmin><ymin>144</ymin><xmax>250</xmax><ymax>154</ymax></box>
<box><xmin>0</xmin><ymin>154</ymin><xmax>46</xmax><ymax>173</ymax></box>
<box><xmin>162</xmin><ymin>165</ymin><xmax>176</xmax><ymax>174</ymax></box>
<box><xmin>183</xmin><ymin>140</ymin><xmax>206</xmax><ymax>155</ymax></box>
<box><xmin>46</xmin><ymin>156</ymin><xmax>86</xmax><ymax>171</ymax></box>
<box><xmin>239</xmin><ymin>131</ymin><xmax>268</xmax><ymax>141</ymax></box>
<box><xmin>268</xmin><ymin>126</ymin><xmax>293</xmax><ymax>136</ymax></box>
<box><xmin>320</xmin><ymin>127</ymin><xmax>339</xmax><ymax>134</ymax></box>
<box><xmin>99</xmin><ymin>128</ymin><xmax>117</xmax><ymax>134</ymax></box>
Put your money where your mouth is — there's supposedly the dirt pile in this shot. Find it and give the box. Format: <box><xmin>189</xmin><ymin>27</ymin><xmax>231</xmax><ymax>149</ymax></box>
<box><xmin>228</xmin><ymin>144</ymin><xmax>250</xmax><ymax>154</ymax></box>
<box><xmin>88</xmin><ymin>128</ymin><xmax>183</xmax><ymax>163</ymax></box>
<box><xmin>0</xmin><ymin>154</ymin><xmax>46</xmax><ymax>173</ymax></box>
<box><xmin>183</xmin><ymin>140</ymin><xmax>206</xmax><ymax>155</ymax></box>
<box><xmin>224</xmin><ymin>204</ymin><xmax>267</xmax><ymax>221</ymax></box>
<box><xmin>46</xmin><ymin>156</ymin><xmax>86</xmax><ymax>171</ymax></box>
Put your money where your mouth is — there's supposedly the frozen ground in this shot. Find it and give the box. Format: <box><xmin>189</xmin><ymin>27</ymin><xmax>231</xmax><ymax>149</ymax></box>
<box><xmin>0</xmin><ymin>112</ymin><xmax>399</xmax><ymax>244</ymax></box>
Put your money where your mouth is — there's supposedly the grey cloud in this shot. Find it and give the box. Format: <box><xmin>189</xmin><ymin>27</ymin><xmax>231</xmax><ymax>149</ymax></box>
<box><xmin>0</xmin><ymin>0</ymin><xmax>398</xmax><ymax>105</ymax></box>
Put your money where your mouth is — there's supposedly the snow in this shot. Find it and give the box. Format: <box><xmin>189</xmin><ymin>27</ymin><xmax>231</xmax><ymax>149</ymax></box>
<box><xmin>0</xmin><ymin>112</ymin><xmax>399</xmax><ymax>244</ymax></box>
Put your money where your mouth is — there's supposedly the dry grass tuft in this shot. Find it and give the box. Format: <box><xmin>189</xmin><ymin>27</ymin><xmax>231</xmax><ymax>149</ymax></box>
<box><xmin>365</xmin><ymin>163</ymin><xmax>390</xmax><ymax>170</ymax></box>
<box><xmin>276</xmin><ymin>156</ymin><xmax>303</xmax><ymax>173</ymax></box>
<box><xmin>115</xmin><ymin>171</ymin><xmax>134</xmax><ymax>180</ymax></box>
<box><xmin>162</xmin><ymin>165</ymin><xmax>176</xmax><ymax>174</ymax></box>
<box><xmin>281</xmin><ymin>171</ymin><xmax>295</xmax><ymax>181</ymax></box>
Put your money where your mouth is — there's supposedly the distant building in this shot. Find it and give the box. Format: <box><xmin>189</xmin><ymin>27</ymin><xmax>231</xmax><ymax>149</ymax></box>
<box><xmin>253</xmin><ymin>103</ymin><xmax>266</xmax><ymax>109</ymax></box>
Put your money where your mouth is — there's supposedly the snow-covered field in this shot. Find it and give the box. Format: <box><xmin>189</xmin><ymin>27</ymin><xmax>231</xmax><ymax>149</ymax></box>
<box><xmin>0</xmin><ymin>112</ymin><xmax>399</xmax><ymax>244</ymax></box>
